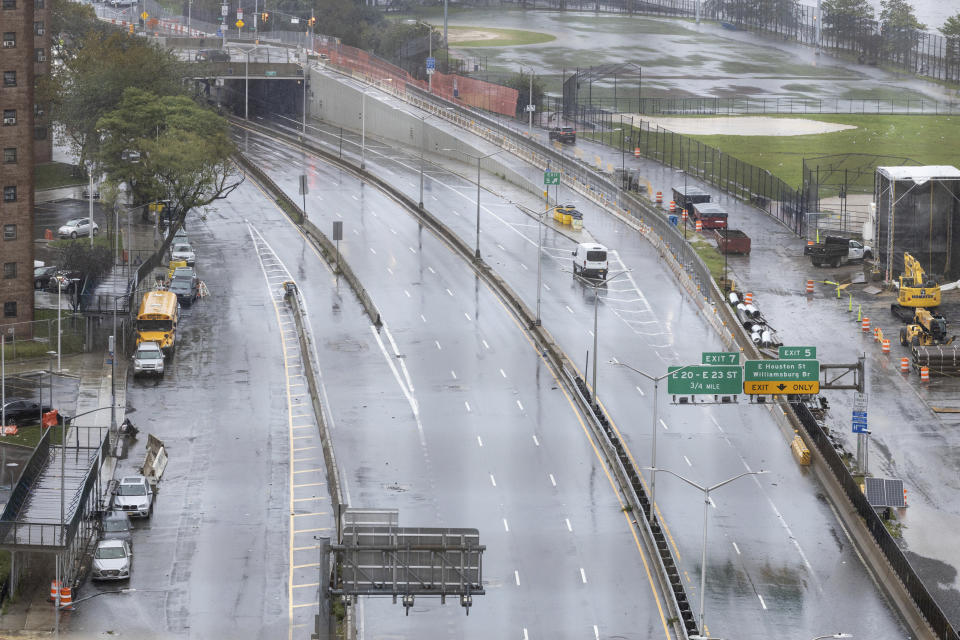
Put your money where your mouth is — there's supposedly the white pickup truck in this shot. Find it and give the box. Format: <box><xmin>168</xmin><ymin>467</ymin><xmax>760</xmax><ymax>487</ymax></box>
<box><xmin>805</xmin><ymin>236</ymin><xmax>873</xmax><ymax>267</ymax></box>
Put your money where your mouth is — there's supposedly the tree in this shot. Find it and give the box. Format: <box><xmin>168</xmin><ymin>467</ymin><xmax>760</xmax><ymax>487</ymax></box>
<box><xmin>821</xmin><ymin>0</ymin><xmax>874</xmax><ymax>53</ymax></box>
<box><xmin>96</xmin><ymin>88</ymin><xmax>242</xmax><ymax>237</ymax></box>
<box><xmin>879</xmin><ymin>0</ymin><xmax>925</xmax><ymax>67</ymax></box>
<box><xmin>940</xmin><ymin>12</ymin><xmax>960</xmax><ymax>68</ymax></box>
<box><xmin>49</xmin><ymin>31</ymin><xmax>187</xmax><ymax>172</ymax></box>
<box><xmin>505</xmin><ymin>72</ymin><xmax>546</xmax><ymax>118</ymax></box>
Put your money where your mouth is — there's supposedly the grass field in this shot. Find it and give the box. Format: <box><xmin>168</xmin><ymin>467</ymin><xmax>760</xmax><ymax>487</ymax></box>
<box><xmin>685</xmin><ymin>114</ymin><xmax>960</xmax><ymax>187</ymax></box>
<box><xmin>444</xmin><ymin>25</ymin><xmax>555</xmax><ymax>47</ymax></box>
<box><xmin>35</xmin><ymin>162</ymin><xmax>83</xmax><ymax>191</ymax></box>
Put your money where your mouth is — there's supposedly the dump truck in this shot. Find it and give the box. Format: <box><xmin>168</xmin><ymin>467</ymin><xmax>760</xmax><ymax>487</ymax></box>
<box><xmin>804</xmin><ymin>235</ymin><xmax>872</xmax><ymax>267</ymax></box>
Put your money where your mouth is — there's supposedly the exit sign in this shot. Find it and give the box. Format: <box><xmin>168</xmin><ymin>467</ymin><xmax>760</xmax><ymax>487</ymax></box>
<box><xmin>779</xmin><ymin>346</ymin><xmax>816</xmax><ymax>360</ymax></box>
<box><xmin>702</xmin><ymin>352</ymin><xmax>739</xmax><ymax>365</ymax></box>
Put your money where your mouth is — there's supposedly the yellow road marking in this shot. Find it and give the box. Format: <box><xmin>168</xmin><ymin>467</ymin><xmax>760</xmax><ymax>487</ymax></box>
<box><xmin>293</xmin><ymin>481</ymin><xmax>325</xmax><ymax>488</ymax></box>
<box><xmin>292</xmin><ymin>602</ymin><xmax>319</xmax><ymax>609</ymax></box>
<box><xmin>294</xmin><ymin>496</ymin><xmax>326</xmax><ymax>502</ymax></box>
<box><xmin>293</xmin><ymin>468</ymin><xmax>325</xmax><ymax>474</ymax></box>
<box><xmin>293</xmin><ymin>582</ymin><xmax>320</xmax><ymax>588</ymax></box>
<box><xmin>294</xmin><ymin>545</ymin><xmax>325</xmax><ymax>551</ymax></box>
<box><xmin>293</xmin><ymin>446</ymin><xmax>316</xmax><ymax>452</ymax></box>
<box><xmin>292</xmin><ymin>511</ymin><xmax>327</xmax><ymax>517</ymax></box>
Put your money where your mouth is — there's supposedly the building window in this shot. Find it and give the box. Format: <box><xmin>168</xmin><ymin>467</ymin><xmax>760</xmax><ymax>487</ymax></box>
<box><xmin>2</xmin><ymin>32</ymin><xmax>14</xmax><ymax>47</ymax></box>
<box><xmin>34</xmin><ymin>0</ymin><xmax>43</xmax><ymax>7</ymax></box>
<box><xmin>2</xmin><ymin>224</ymin><xmax>14</xmax><ymax>240</ymax></box>
<box><xmin>33</xmin><ymin>103</ymin><xmax>43</xmax><ymax>117</ymax></box>
<box><xmin>34</xmin><ymin>48</ymin><xmax>44</xmax><ymax>63</ymax></box>
<box><xmin>3</xmin><ymin>148</ymin><xmax>15</xmax><ymax>164</ymax></box>
<box><xmin>2</xmin><ymin>263</ymin><xmax>15</xmax><ymax>279</ymax></box>
<box><xmin>3</xmin><ymin>186</ymin><xmax>15</xmax><ymax>202</ymax></box>
<box><xmin>33</xmin><ymin>21</ymin><xmax>43</xmax><ymax>36</ymax></box>
<box><xmin>34</xmin><ymin>126</ymin><xmax>46</xmax><ymax>140</ymax></box>
<box><xmin>3</xmin><ymin>71</ymin><xmax>15</xmax><ymax>87</ymax></box>
<box><xmin>3</xmin><ymin>110</ymin><xmax>15</xmax><ymax>126</ymax></box>
<box><xmin>3</xmin><ymin>302</ymin><xmax>15</xmax><ymax>318</ymax></box>
<box><xmin>1</xmin><ymin>0</ymin><xmax>14</xmax><ymax>9</ymax></box>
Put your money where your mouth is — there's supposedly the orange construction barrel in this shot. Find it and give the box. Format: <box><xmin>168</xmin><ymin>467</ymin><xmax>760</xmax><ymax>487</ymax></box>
<box><xmin>920</xmin><ymin>366</ymin><xmax>930</xmax><ymax>382</ymax></box>
<box><xmin>900</xmin><ymin>357</ymin><xmax>910</xmax><ymax>373</ymax></box>
<box><xmin>861</xmin><ymin>317</ymin><xmax>871</xmax><ymax>332</ymax></box>
<box><xmin>805</xmin><ymin>280</ymin><xmax>814</xmax><ymax>294</ymax></box>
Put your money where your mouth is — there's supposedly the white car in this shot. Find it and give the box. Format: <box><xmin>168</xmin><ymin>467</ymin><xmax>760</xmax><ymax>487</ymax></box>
<box><xmin>132</xmin><ymin>341</ymin><xmax>164</xmax><ymax>377</ymax></box>
<box><xmin>58</xmin><ymin>218</ymin><xmax>99</xmax><ymax>239</ymax></box>
<box><xmin>91</xmin><ymin>539</ymin><xmax>131</xmax><ymax>581</ymax></box>
<box><xmin>114</xmin><ymin>475</ymin><xmax>154</xmax><ymax>518</ymax></box>
<box><xmin>171</xmin><ymin>243</ymin><xmax>196</xmax><ymax>266</ymax></box>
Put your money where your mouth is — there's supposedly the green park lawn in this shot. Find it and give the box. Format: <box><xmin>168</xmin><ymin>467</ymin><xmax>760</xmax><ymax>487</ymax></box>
<box><xmin>682</xmin><ymin>114</ymin><xmax>960</xmax><ymax>188</ymax></box>
<box><xmin>443</xmin><ymin>25</ymin><xmax>555</xmax><ymax>47</ymax></box>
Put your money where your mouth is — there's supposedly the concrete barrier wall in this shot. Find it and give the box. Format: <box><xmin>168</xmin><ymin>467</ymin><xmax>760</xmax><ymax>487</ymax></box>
<box><xmin>309</xmin><ymin>70</ymin><xmax>541</xmax><ymax>197</ymax></box>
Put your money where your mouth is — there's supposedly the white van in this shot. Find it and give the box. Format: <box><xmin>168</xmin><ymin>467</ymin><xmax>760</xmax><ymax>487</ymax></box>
<box><xmin>572</xmin><ymin>243</ymin><xmax>609</xmax><ymax>279</ymax></box>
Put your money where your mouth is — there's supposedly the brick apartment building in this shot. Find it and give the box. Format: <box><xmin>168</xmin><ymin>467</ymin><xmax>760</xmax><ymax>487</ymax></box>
<box><xmin>0</xmin><ymin>0</ymin><xmax>48</xmax><ymax>340</ymax></box>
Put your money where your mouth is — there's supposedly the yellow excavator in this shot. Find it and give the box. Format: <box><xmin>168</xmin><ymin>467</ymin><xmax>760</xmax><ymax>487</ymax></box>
<box><xmin>899</xmin><ymin>308</ymin><xmax>954</xmax><ymax>347</ymax></box>
<box><xmin>891</xmin><ymin>253</ymin><xmax>941</xmax><ymax>321</ymax></box>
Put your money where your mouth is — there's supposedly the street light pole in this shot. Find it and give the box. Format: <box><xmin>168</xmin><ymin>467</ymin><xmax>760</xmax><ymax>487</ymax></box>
<box><xmin>475</xmin><ymin>156</ymin><xmax>481</xmax><ymax>260</ymax></box>
<box><xmin>612</xmin><ymin>359</ymin><xmax>697</xmax><ymax>521</ymax></box>
<box><xmin>575</xmin><ymin>270</ymin><xmax>631</xmax><ymax>407</ymax></box>
<box><xmin>360</xmin><ymin>92</ymin><xmax>366</xmax><ymax>170</ymax></box>
<box><xmin>647</xmin><ymin>467</ymin><xmax>767</xmax><ymax>633</ymax></box>
<box><xmin>57</xmin><ymin>278</ymin><xmax>62</xmax><ymax>371</ymax></box>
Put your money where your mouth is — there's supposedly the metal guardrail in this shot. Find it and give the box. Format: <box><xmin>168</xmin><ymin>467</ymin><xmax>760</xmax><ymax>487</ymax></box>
<box><xmin>792</xmin><ymin>402</ymin><xmax>960</xmax><ymax>640</ymax></box>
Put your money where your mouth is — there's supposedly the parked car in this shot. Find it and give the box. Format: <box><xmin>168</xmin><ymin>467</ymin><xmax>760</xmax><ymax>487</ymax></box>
<box><xmin>169</xmin><ymin>274</ymin><xmax>199</xmax><ymax>307</ymax></box>
<box><xmin>171</xmin><ymin>243</ymin><xmax>196</xmax><ymax>266</ymax></box>
<box><xmin>1</xmin><ymin>398</ymin><xmax>50</xmax><ymax>426</ymax></box>
<box><xmin>82</xmin><ymin>187</ymin><xmax>101</xmax><ymax>200</ymax></box>
<box><xmin>132</xmin><ymin>341</ymin><xmax>165</xmax><ymax>377</ymax></box>
<box><xmin>91</xmin><ymin>539</ymin><xmax>131</xmax><ymax>581</ymax></box>
<box><xmin>173</xmin><ymin>228</ymin><xmax>188</xmax><ymax>243</ymax></box>
<box><xmin>34</xmin><ymin>265</ymin><xmax>58</xmax><ymax>289</ymax></box>
<box><xmin>114</xmin><ymin>475</ymin><xmax>153</xmax><ymax>518</ymax></box>
<box><xmin>58</xmin><ymin>218</ymin><xmax>99</xmax><ymax>239</ymax></box>
<box><xmin>46</xmin><ymin>270</ymin><xmax>83</xmax><ymax>293</ymax></box>
<box><xmin>171</xmin><ymin>266</ymin><xmax>196</xmax><ymax>281</ymax></box>
<box><xmin>549</xmin><ymin>126</ymin><xmax>576</xmax><ymax>143</ymax></box>
<box><xmin>195</xmin><ymin>48</ymin><xmax>230</xmax><ymax>62</ymax></box>
<box><xmin>101</xmin><ymin>511</ymin><xmax>133</xmax><ymax>547</ymax></box>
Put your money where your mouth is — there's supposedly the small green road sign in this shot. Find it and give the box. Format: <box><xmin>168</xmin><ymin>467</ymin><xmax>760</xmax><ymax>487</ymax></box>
<box><xmin>544</xmin><ymin>171</ymin><xmax>561</xmax><ymax>185</ymax></box>
<box><xmin>668</xmin><ymin>365</ymin><xmax>742</xmax><ymax>395</ymax></box>
<box><xmin>778</xmin><ymin>346</ymin><xmax>816</xmax><ymax>360</ymax></box>
<box><xmin>745</xmin><ymin>359</ymin><xmax>819</xmax><ymax>381</ymax></box>
<box><xmin>702</xmin><ymin>352</ymin><xmax>739</xmax><ymax>365</ymax></box>
<box><xmin>264</xmin><ymin>70</ymin><xmax>277</xmax><ymax>77</ymax></box>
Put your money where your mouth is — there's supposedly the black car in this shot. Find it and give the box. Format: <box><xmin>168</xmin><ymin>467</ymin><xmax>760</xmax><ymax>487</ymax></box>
<box><xmin>549</xmin><ymin>126</ymin><xmax>576</xmax><ymax>143</ymax></box>
<box><xmin>1</xmin><ymin>399</ymin><xmax>50</xmax><ymax>426</ymax></box>
<box><xmin>195</xmin><ymin>48</ymin><xmax>230</xmax><ymax>62</ymax></box>
<box><xmin>34</xmin><ymin>265</ymin><xmax>58</xmax><ymax>290</ymax></box>
<box><xmin>101</xmin><ymin>511</ymin><xmax>134</xmax><ymax>547</ymax></box>
<box><xmin>169</xmin><ymin>274</ymin><xmax>199</xmax><ymax>306</ymax></box>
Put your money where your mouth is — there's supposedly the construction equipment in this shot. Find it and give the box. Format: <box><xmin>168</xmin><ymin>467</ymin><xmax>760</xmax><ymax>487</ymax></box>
<box><xmin>892</xmin><ymin>253</ymin><xmax>941</xmax><ymax>320</ymax></box>
<box><xmin>898</xmin><ymin>308</ymin><xmax>954</xmax><ymax>347</ymax></box>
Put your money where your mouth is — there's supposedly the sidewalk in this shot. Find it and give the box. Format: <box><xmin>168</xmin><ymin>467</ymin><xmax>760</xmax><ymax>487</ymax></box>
<box><xmin>0</xmin><ymin>343</ymin><xmax>123</xmax><ymax>635</ymax></box>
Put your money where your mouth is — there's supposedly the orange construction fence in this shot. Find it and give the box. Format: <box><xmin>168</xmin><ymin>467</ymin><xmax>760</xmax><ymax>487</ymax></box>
<box><xmin>316</xmin><ymin>40</ymin><xmax>519</xmax><ymax>117</ymax></box>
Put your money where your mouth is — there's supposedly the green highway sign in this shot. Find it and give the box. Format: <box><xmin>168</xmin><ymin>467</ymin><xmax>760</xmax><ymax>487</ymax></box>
<box><xmin>745</xmin><ymin>359</ymin><xmax>819</xmax><ymax>381</ymax></box>
<box><xmin>702</xmin><ymin>352</ymin><xmax>739</xmax><ymax>365</ymax></box>
<box><xmin>668</xmin><ymin>365</ymin><xmax>742</xmax><ymax>395</ymax></box>
<box><xmin>778</xmin><ymin>346</ymin><xmax>816</xmax><ymax>360</ymax></box>
<box><xmin>544</xmin><ymin>171</ymin><xmax>561</xmax><ymax>185</ymax></box>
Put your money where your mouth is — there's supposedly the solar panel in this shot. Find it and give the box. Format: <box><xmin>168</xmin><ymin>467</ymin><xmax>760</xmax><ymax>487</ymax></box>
<box><xmin>864</xmin><ymin>477</ymin><xmax>906</xmax><ymax>508</ymax></box>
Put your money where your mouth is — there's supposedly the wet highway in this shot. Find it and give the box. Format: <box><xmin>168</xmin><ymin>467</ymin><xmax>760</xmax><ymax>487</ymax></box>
<box><xmin>235</xmin><ymin>99</ymin><xmax>909</xmax><ymax>638</ymax></box>
<box><xmin>65</xmin><ymin>181</ymin><xmax>334</xmax><ymax>638</ymax></box>
<box><xmin>235</xmin><ymin>128</ymin><xmax>676</xmax><ymax>639</ymax></box>
<box><xmin>524</xmin><ymin>112</ymin><xmax>960</xmax><ymax>627</ymax></box>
